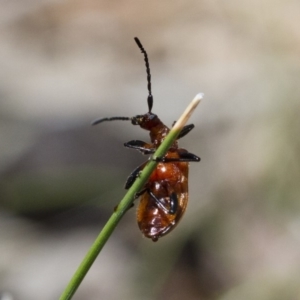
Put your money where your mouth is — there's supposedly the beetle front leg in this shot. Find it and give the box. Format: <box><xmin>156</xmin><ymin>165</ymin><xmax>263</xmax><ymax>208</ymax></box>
<box><xmin>124</xmin><ymin>140</ymin><xmax>155</xmax><ymax>155</ymax></box>
<box><xmin>171</xmin><ymin>123</ymin><xmax>195</xmax><ymax>140</ymax></box>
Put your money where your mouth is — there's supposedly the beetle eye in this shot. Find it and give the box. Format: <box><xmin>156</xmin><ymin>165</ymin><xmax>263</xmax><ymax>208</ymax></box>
<box><xmin>131</xmin><ymin>115</ymin><xmax>143</xmax><ymax>125</ymax></box>
<box><xmin>131</xmin><ymin>118</ymin><xmax>138</xmax><ymax>125</ymax></box>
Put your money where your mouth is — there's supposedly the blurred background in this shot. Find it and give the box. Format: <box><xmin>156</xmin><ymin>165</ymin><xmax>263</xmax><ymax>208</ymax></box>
<box><xmin>1</xmin><ymin>0</ymin><xmax>300</xmax><ymax>299</ymax></box>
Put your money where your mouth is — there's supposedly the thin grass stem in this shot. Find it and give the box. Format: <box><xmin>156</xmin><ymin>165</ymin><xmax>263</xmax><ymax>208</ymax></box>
<box><xmin>59</xmin><ymin>93</ymin><xmax>203</xmax><ymax>300</ymax></box>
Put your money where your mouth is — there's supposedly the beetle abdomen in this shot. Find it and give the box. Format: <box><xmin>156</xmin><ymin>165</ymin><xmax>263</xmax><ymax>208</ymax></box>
<box><xmin>137</xmin><ymin>189</ymin><xmax>188</xmax><ymax>241</ymax></box>
<box><xmin>137</xmin><ymin>160</ymin><xmax>189</xmax><ymax>241</ymax></box>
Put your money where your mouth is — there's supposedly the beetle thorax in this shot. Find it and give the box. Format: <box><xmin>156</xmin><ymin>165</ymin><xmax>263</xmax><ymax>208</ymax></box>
<box><xmin>131</xmin><ymin>112</ymin><xmax>178</xmax><ymax>147</ymax></box>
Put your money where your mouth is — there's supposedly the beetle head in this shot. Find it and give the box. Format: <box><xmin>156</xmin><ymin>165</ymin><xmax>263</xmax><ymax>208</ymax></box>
<box><xmin>131</xmin><ymin>112</ymin><xmax>160</xmax><ymax>130</ymax></box>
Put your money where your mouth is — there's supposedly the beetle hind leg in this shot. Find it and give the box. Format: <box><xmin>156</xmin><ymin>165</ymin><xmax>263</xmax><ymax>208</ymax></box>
<box><xmin>169</xmin><ymin>192</ymin><xmax>178</xmax><ymax>214</ymax></box>
<box><xmin>125</xmin><ymin>162</ymin><xmax>147</xmax><ymax>189</ymax></box>
<box><xmin>148</xmin><ymin>190</ymin><xmax>178</xmax><ymax>215</ymax></box>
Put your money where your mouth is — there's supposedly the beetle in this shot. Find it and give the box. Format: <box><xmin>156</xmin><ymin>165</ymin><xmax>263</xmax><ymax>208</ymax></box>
<box><xmin>92</xmin><ymin>37</ymin><xmax>200</xmax><ymax>241</ymax></box>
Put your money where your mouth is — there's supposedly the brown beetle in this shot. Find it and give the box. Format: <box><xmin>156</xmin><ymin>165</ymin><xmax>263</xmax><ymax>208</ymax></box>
<box><xmin>92</xmin><ymin>38</ymin><xmax>200</xmax><ymax>241</ymax></box>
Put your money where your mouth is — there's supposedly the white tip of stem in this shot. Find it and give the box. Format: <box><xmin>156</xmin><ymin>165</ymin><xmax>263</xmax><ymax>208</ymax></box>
<box><xmin>172</xmin><ymin>93</ymin><xmax>203</xmax><ymax>131</ymax></box>
<box><xmin>193</xmin><ymin>93</ymin><xmax>204</xmax><ymax>103</ymax></box>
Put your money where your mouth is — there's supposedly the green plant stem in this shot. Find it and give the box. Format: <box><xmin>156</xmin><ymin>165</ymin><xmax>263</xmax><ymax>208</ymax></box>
<box><xmin>59</xmin><ymin>94</ymin><xmax>203</xmax><ymax>300</ymax></box>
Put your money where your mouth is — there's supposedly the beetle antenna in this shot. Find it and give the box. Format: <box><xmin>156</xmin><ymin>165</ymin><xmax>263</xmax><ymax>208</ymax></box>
<box><xmin>134</xmin><ymin>37</ymin><xmax>153</xmax><ymax>113</ymax></box>
<box><xmin>91</xmin><ymin>116</ymin><xmax>130</xmax><ymax>126</ymax></box>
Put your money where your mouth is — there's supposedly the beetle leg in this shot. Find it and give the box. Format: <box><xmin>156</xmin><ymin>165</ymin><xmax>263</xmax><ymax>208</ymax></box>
<box><xmin>124</xmin><ymin>140</ymin><xmax>155</xmax><ymax>155</ymax></box>
<box><xmin>148</xmin><ymin>190</ymin><xmax>176</xmax><ymax>215</ymax></box>
<box><xmin>178</xmin><ymin>124</ymin><xmax>195</xmax><ymax>139</ymax></box>
<box><xmin>125</xmin><ymin>162</ymin><xmax>147</xmax><ymax>189</ymax></box>
<box><xmin>176</xmin><ymin>150</ymin><xmax>200</xmax><ymax>162</ymax></box>
<box><xmin>171</xmin><ymin>122</ymin><xmax>195</xmax><ymax>140</ymax></box>
<box><xmin>169</xmin><ymin>192</ymin><xmax>178</xmax><ymax>214</ymax></box>
<box><xmin>152</xmin><ymin>151</ymin><xmax>200</xmax><ymax>163</ymax></box>
<box><xmin>134</xmin><ymin>188</ymin><xmax>147</xmax><ymax>199</ymax></box>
